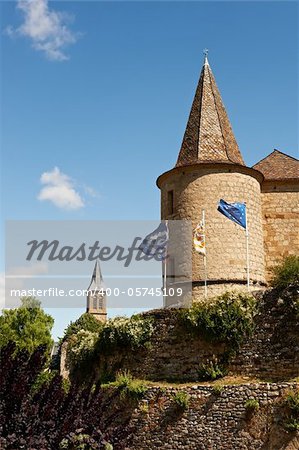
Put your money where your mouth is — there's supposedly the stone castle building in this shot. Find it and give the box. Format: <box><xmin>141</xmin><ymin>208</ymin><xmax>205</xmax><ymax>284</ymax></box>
<box><xmin>157</xmin><ymin>54</ymin><xmax>298</xmax><ymax>300</ymax></box>
<box><xmin>85</xmin><ymin>54</ymin><xmax>298</xmax><ymax>311</ymax></box>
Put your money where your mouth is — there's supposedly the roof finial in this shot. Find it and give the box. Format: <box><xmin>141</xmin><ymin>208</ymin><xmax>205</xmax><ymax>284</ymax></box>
<box><xmin>203</xmin><ymin>48</ymin><xmax>209</xmax><ymax>65</ymax></box>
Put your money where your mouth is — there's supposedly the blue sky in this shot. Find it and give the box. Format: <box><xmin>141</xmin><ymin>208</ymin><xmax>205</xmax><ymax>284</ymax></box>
<box><xmin>1</xmin><ymin>1</ymin><xmax>298</xmax><ymax>338</ymax></box>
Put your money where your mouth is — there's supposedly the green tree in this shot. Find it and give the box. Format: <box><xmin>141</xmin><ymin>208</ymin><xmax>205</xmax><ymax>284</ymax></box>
<box><xmin>61</xmin><ymin>312</ymin><xmax>103</xmax><ymax>343</ymax></box>
<box><xmin>0</xmin><ymin>296</ymin><xmax>54</xmax><ymax>354</ymax></box>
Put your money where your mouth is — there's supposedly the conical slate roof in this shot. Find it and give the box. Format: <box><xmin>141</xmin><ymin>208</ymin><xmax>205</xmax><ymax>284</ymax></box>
<box><xmin>176</xmin><ymin>56</ymin><xmax>245</xmax><ymax>167</ymax></box>
<box><xmin>87</xmin><ymin>259</ymin><xmax>106</xmax><ymax>291</ymax></box>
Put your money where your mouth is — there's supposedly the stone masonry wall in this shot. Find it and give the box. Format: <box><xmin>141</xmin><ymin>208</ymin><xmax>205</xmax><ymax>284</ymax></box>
<box><xmin>65</xmin><ymin>286</ymin><xmax>299</xmax><ymax>384</ymax></box>
<box><xmin>113</xmin><ymin>382</ymin><xmax>299</xmax><ymax>450</ymax></box>
<box><xmin>159</xmin><ymin>164</ymin><xmax>265</xmax><ymax>303</ymax></box>
<box><xmin>261</xmin><ymin>181</ymin><xmax>299</xmax><ymax>282</ymax></box>
<box><xmin>229</xmin><ymin>285</ymin><xmax>299</xmax><ymax>380</ymax></box>
<box><xmin>88</xmin><ymin>308</ymin><xmax>227</xmax><ymax>383</ymax></box>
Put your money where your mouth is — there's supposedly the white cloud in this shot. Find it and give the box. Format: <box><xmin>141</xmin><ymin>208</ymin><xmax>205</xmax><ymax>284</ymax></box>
<box><xmin>37</xmin><ymin>167</ymin><xmax>84</xmax><ymax>210</ymax></box>
<box><xmin>5</xmin><ymin>0</ymin><xmax>79</xmax><ymax>61</ymax></box>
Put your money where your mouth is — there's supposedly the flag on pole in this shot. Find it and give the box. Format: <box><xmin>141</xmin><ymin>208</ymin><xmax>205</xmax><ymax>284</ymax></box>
<box><xmin>218</xmin><ymin>199</ymin><xmax>250</xmax><ymax>291</ymax></box>
<box><xmin>217</xmin><ymin>199</ymin><xmax>246</xmax><ymax>229</ymax></box>
<box><xmin>193</xmin><ymin>220</ymin><xmax>206</xmax><ymax>255</ymax></box>
<box><xmin>139</xmin><ymin>221</ymin><xmax>169</xmax><ymax>260</ymax></box>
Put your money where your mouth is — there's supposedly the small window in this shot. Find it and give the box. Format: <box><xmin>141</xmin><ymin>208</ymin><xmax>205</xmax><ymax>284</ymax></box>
<box><xmin>167</xmin><ymin>190</ymin><xmax>174</xmax><ymax>215</ymax></box>
<box><xmin>93</xmin><ymin>297</ymin><xmax>97</xmax><ymax>309</ymax></box>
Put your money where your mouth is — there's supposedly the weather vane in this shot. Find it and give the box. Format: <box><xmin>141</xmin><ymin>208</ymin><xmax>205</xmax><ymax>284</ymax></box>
<box><xmin>203</xmin><ymin>48</ymin><xmax>209</xmax><ymax>58</ymax></box>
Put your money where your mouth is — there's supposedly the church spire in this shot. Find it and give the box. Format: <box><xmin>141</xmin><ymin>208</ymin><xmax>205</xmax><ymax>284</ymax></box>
<box><xmin>176</xmin><ymin>53</ymin><xmax>245</xmax><ymax>167</ymax></box>
<box><xmin>87</xmin><ymin>258</ymin><xmax>105</xmax><ymax>292</ymax></box>
<box><xmin>86</xmin><ymin>259</ymin><xmax>107</xmax><ymax>322</ymax></box>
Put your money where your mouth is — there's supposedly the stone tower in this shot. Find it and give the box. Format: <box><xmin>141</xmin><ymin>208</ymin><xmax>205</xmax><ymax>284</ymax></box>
<box><xmin>157</xmin><ymin>54</ymin><xmax>266</xmax><ymax>300</ymax></box>
<box><xmin>86</xmin><ymin>259</ymin><xmax>107</xmax><ymax>322</ymax></box>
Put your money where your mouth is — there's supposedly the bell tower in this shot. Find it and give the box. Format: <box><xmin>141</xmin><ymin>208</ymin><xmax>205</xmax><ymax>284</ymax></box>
<box><xmin>86</xmin><ymin>259</ymin><xmax>107</xmax><ymax>322</ymax></box>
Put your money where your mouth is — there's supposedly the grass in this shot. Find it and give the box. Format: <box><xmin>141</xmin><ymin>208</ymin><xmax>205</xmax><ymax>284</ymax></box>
<box><xmin>143</xmin><ymin>375</ymin><xmax>263</xmax><ymax>388</ymax></box>
<box><xmin>101</xmin><ymin>374</ymin><xmax>277</xmax><ymax>396</ymax></box>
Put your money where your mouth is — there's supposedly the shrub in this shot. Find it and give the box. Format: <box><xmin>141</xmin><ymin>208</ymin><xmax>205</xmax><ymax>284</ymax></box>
<box><xmin>271</xmin><ymin>255</ymin><xmax>299</xmax><ymax>289</ymax></box>
<box><xmin>283</xmin><ymin>389</ymin><xmax>299</xmax><ymax>431</ymax></box>
<box><xmin>198</xmin><ymin>358</ymin><xmax>225</xmax><ymax>381</ymax></box>
<box><xmin>179</xmin><ymin>292</ymin><xmax>257</xmax><ymax>348</ymax></box>
<box><xmin>65</xmin><ymin>314</ymin><xmax>154</xmax><ymax>372</ymax></box>
<box><xmin>62</xmin><ymin>313</ymin><xmax>103</xmax><ymax>371</ymax></box>
<box><xmin>285</xmin><ymin>418</ymin><xmax>299</xmax><ymax>431</ymax></box>
<box><xmin>104</xmin><ymin>444</ymin><xmax>114</xmax><ymax>450</ymax></box>
<box><xmin>59</xmin><ymin>433</ymin><xmax>92</xmax><ymax>449</ymax></box>
<box><xmin>99</xmin><ymin>315</ymin><xmax>154</xmax><ymax>351</ymax></box>
<box><xmin>285</xmin><ymin>389</ymin><xmax>299</xmax><ymax>415</ymax></box>
<box><xmin>67</xmin><ymin>329</ymin><xmax>99</xmax><ymax>369</ymax></box>
<box><xmin>108</xmin><ymin>371</ymin><xmax>148</xmax><ymax>400</ymax></box>
<box><xmin>59</xmin><ymin>431</ymin><xmax>109</xmax><ymax>449</ymax></box>
<box><xmin>245</xmin><ymin>398</ymin><xmax>259</xmax><ymax>412</ymax></box>
<box><xmin>0</xmin><ymin>344</ymin><xmax>110</xmax><ymax>449</ymax></box>
<box><xmin>172</xmin><ymin>391</ymin><xmax>189</xmax><ymax>410</ymax></box>
<box><xmin>62</xmin><ymin>378</ymin><xmax>71</xmax><ymax>394</ymax></box>
<box><xmin>139</xmin><ymin>401</ymin><xmax>149</xmax><ymax>414</ymax></box>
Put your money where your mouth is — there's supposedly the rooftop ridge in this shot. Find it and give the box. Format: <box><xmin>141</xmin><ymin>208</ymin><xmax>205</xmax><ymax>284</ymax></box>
<box><xmin>253</xmin><ymin>149</ymin><xmax>299</xmax><ymax>181</ymax></box>
<box><xmin>254</xmin><ymin>149</ymin><xmax>299</xmax><ymax>166</ymax></box>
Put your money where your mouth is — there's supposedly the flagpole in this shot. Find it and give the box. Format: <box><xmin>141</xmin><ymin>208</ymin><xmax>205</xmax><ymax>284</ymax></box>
<box><xmin>245</xmin><ymin>204</ymin><xmax>250</xmax><ymax>292</ymax></box>
<box><xmin>163</xmin><ymin>255</ymin><xmax>167</xmax><ymax>307</ymax></box>
<box><xmin>163</xmin><ymin>220</ymin><xmax>168</xmax><ymax>307</ymax></box>
<box><xmin>202</xmin><ymin>210</ymin><xmax>208</xmax><ymax>299</ymax></box>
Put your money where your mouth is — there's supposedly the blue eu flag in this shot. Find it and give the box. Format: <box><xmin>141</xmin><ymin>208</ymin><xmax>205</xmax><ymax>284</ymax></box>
<box><xmin>217</xmin><ymin>199</ymin><xmax>246</xmax><ymax>229</ymax></box>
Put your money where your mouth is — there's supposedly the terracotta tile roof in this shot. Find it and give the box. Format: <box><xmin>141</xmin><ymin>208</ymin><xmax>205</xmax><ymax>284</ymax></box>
<box><xmin>176</xmin><ymin>57</ymin><xmax>245</xmax><ymax>167</ymax></box>
<box><xmin>253</xmin><ymin>150</ymin><xmax>299</xmax><ymax>181</ymax></box>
